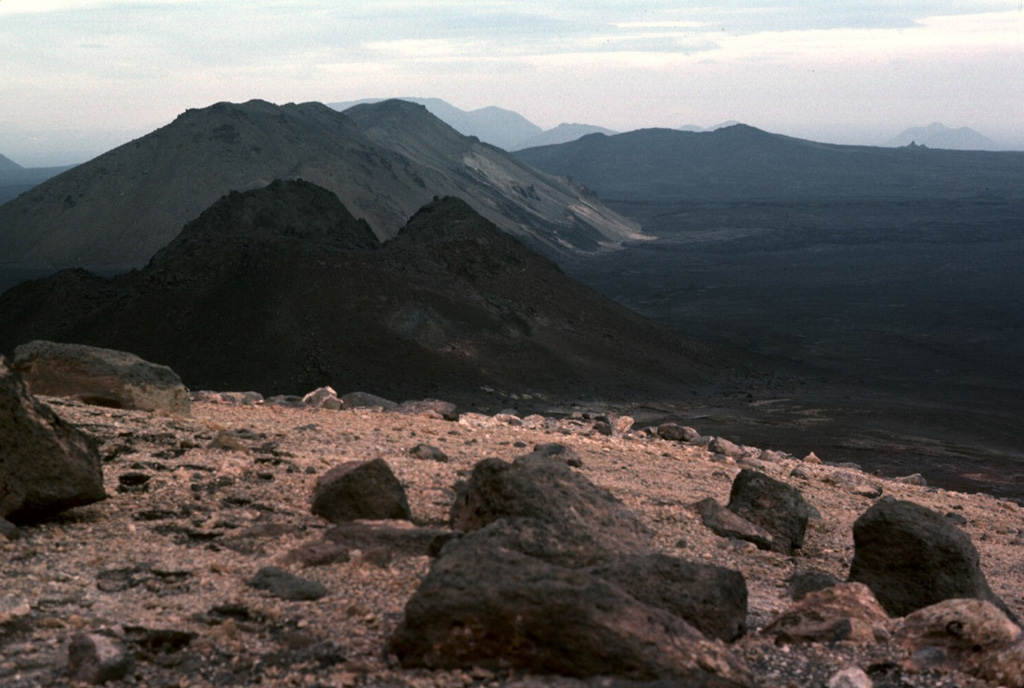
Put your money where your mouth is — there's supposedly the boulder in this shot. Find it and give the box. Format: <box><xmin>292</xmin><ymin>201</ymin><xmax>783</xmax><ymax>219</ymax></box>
<box><xmin>656</xmin><ymin>423</ymin><xmax>700</xmax><ymax>442</ymax></box>
<box><xmin>311</xmin><ymin>458</ymin><xmax>412</xmax><ymax>524</ymax></box>
<box><xmin>0</xmin><ymin>355</ymin><xmax>106</xmax><ymax>522</ymax></box>
<box><xmin>339</xmin><ymin>391</ymin><xmax>397</xmax><ymax>410</ymax></box>
<box><xmin>693</xmin><ymin>497</ymin><xmax>773</xmax><ymax>551</ymax></box>
<box><xmin>727</xmin><ymin>469</ymin><xmax>812</xmax><ymax>554</ymax></box>
<box><xmin>390</xmin><ymin>540</ymin><xmax>752</xmax><ymax>686</ymax></box>
<box><xmin>449</xmin><ymin>454</ymin><xmax>653</xmax><ymax>556</ymax></box>
<box><xmin>847</xmin><ymin>497</ymin><xmax>1015</xmax><ymax>620</ymax></box>
<box><xmin>302</xmin><ymin>386</ymin><xmax>342</xmax><ymax>410</ymax></box>
<box><xmin>13</xmin><ymin>340</ymin><xmax>190</xmax><ymax>416</ymax></box>
<box><xmin>762</xmin><ymin>582</ymin><xmax>890</xmax><ymax>644</ymax></box>
<box><xmin>247</xmin><ymin>566</ymin><xmax>327</xmax><ymax>601</ymax></box>
<box><xmin>787</xmin><ymin>569</ymin><xmax>840</xmax><ymax>601</ymax></box>
<box><xmin>824</xmin><ymin>469</ymin><xmax>883</xmax><ymax>499</ymax></box>
<box><xmin>394</xmin><ymin>398</ymin><xmax>458</xmax><ymax>420</ymax></box>
<box><xmin>68</xmin><ymin>632</ymin><xmax>134</xmax><ymax>685</ymax></box>
<box><xmin>529</xmin><ymin>442</ymin><xmax>583</xmax><ymax>467</ymax></box>
<box><xmin>408</xmin><ymin>443</ymin><xmax>448</xmax><ymax>462</ymax></box>
<box><xmin>709</xmin><ymin>436</ymin><xmax>744</xmax><ymax>459</ymax></box>
<box><xmin>588</xmin><ymin>553</ymin><xmax>748</xmax><ymax>642</ymax></box>
<box><xmin>896</xmin><ymin>598</ymin><xmax>1023</xmax><ymax>687</ymax></box>
<box><xmin>442</xmin><ymin>516</ymin><xmax>644</xmax><ymax>569</ymax></box>
<box><xmin>323</xmin><ymin>520</ymin><xmax>455</xmax><ymax>558</ymax></box>
<box><xmin>827</xmin><ymin>667</ymin><xmax>873</xmax><ymax>688</ymax></box>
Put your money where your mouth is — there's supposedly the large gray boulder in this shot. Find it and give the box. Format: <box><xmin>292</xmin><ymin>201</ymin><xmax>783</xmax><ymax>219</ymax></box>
<box><xmin>449</xmin><ymin>453</ymin><xmax>653</xmax><ymax>559</ymax></box>
<box><xmin>848</xmin><ymin>497</ymin><xmax>1016</xmax><ymax>620</ymax></box>
<box><xmin>588</xmin><ymin>553</ymin><xmax>748</xmax><ymax>642</ymax></box>
<box><xmin>311</xmin><ymin>458</ymin><xmax>412</xmax><ymax>524</ymax></box>
<box><xmin>390</xmin><ymin>539</ymin><xmax>752</xmax><ymax>686</ymax></box>
<box><xmin>0</xmin><ymin>355</ymin><xmax>106</xmax><ymax>521</ymax></box>
<box><xmin>727</xmin><ymin>469</ymin><xmax>813</xmax><ymax>555</ymax></box>
<box><xmin>13</xmin><ymin>340</ymin><xmax>190</xmax><ymax>416</ymax></box>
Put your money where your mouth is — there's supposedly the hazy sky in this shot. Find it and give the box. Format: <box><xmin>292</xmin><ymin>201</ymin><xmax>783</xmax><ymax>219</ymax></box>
<box><xmin>1</xmin><ymin>0</ymin><xmax>1022</xmax><ymax>166</ymax></box>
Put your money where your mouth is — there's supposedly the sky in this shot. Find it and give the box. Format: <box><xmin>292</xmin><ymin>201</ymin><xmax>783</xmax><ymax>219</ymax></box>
<box><xmin>1</xmin><ymin>0</ymin><xmax>1022</xmax><ymax>166</ymax></box>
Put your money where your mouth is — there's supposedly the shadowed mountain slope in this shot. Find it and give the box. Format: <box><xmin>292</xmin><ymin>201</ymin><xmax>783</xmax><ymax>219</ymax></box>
<box><xmin>0</xmin><ymin>180</ymin><xmax>724</xmax><ymax>403</ymax></box>
<box><xmin>514</xmin><ymin>124</ymin><xmax>1024</xmax><ymax>202</ymax></box>
<box><xmin>0</xmin><ymin>153</ymin><xmax>22</xmax><ymax>172</ymax></box>
<box><xmin>0</xmin><ymin>100</ymin><xmax>642</xmax><ymax>270</ymax></box>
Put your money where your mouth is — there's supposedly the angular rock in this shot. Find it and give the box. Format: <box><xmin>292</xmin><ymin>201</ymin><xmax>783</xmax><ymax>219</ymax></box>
<box><xmin>408</xmin><ymin>443</ymin><xmax>448</xmax><ymax>462</ymax></box>
<box><xmin>311</xmin><ymin>458</ymin><xmax>412</xmax><ymax>524</ymax></box>
<box><xmin>788</xmin><ymin>569</ymin><xmax>840</xmax><ymax>601</ymax></box>
<box><xmin>449</xmin><ymin>455</ymin><xmax>653</xmax><ymax>555</ymax></box>
<box><xmin>694</xmin><ymin>497</ymin><xmax>773</xmax><ymax>551</ymax></box>
<box><xmin>68</xmin><ymin>632</ymin><xmax>133</xmax><ymax>685</ymax></box>
<box><xmin>444</xmin><ymin>516</ymin><xmax>644</xmax><ymax>569</ymax></box>
<box><xmin>390</xmin><ymin>541</ymin><xmax>752</xmax><ymax>686</ymax></box>
<box><xmin>827</xmin><ymin>667</ymin><xmax>873</xmax><ymax>688</ymax></box>
<box><xmin>0</xmin><ymin>355</ymin><xmax>106</xmax><ymax>521</ymax></box>
<box><xmin>193</xmin><ymin>390</ymin><xmax>264</xmax><ymax>405</ymax></box>
<box><xmin>324</xmin><ymin>520</ymin><xmax>455</xmax><ymax>558</ymax></box>
<box><xmin>896</xmin><ymin>598</ymin><xmax>1023</xmax><ymax>687</ymax></box>
<box><xmin>340</xmin><ymin>391</ymin><xmax>398</xmax><ymax>410</ymax></box>
<box><xmin>247</xmin><ymin>566</ymin><xmax>327</xmax><ymax>601</ymax></box>
<box><xmin>848</xmin><ymin>497</ymin><xmax>1015</xmax><ymax>620</ymax></box>
<box><xmin>710</xmin><ymin>436</ymin><xmax>744</xmax><ymax>459</ymax></box>
<box><xmin>588</xmin><ymin>553</ymin><xmax>748</xmax><ymax>642</ymax></box>
<box><xmin>302</xmin><ymin>386</ymin><xmax>342</xmax><ymax>410</ymax></box>
<box><xmin>762</xmin><ymin>582</ymin><xmax>890</xmax><ymax>644</ymax></box>
<box><xmin>656</xmin><ymin>423</ymin><xmax>700</xmax><ymax>443</ymax></box>
<box><xmin>395</xmin><ymin>398</ymin><xmax>458</xmax><ymax>420</ymax></box>
<box><xmin>530</xmin><ymin>442</ymin><xmax>583</xmax><ymax>467</ymax></box>
<box><xmin>727</xmin><ymin>469</ymin><xmax>812</xmax><ymax>554</ymax></box>
<box><xmin>0</xmin><ymin>516</ymin><xmax>22</xmax><ymax>540</ymax></box>
<box><xmin>13</xmin><ymin>340</ymin><xmax>190</xmax><ymax>416</ymax></box>
<box><xmin>825</xmin><ymin>469</ymin><xmax>883</xmax><ymax>499</ymax></box>
<box><xmin>279</xmin><ymin>540</ymin><xmax>352</xmax><ymax>567</ymax></box>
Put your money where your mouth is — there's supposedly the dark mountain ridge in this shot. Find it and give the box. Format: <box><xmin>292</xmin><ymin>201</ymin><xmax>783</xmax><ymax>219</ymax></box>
<box><xmin>0</xmin><ymin>180</ymin><xmax>726</xmax><ymax>404</ymax></box>
<box><xmin>0</xmin><ymin>152</ymin><xmax>22</xmax><ymax>172</ymax></box>
<box><xmin>0</xmin><ymin>99</ymin><xmax>642</xmax><ymax>270</ymax></box>
<box><xmin>515</xmin><ymin>124</ymin><xmax>1024</xmax><ymax>202</ymax></box>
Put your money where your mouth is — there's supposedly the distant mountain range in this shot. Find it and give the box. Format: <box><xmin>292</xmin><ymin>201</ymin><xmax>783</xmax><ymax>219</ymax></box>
<box><xmin>329</xmin><ymin>98</ymin><xmax>615</xmax><ymax>151</ymax></box>
<box><xmin>887</xmin><ymin>123</ymin><xmax>1003</xmax><ymax>151</ymax></box>
<box><xmin>677</xmin><ymin>121</ymin><xmax>741</xmax><ymax>133</ymax></box>
<box><xmin>0</xmin><ymin>152</ymin><xmax>76</xmax><ymax>206</ymax></box>
<box><xmin>514</xmin><ymin>124</ymin><xmax>1024</xmax><ymax>203</ymax></box>
<box><xmin>0</xmin><ymin>99</ymin><xmax>642</xmax><ymax>269</ymax></box>
<box><xmin>0</xmin><ymin>180</ymin><xmax>725</xmax><ymax>402</ymax></box>
<box><xmin>0</xmin><ymin>153</ymin><xmax>21</xmax><ymax>173</ymax></box>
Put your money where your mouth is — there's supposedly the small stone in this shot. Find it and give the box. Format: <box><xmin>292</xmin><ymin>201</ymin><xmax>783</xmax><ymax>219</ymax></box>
<box><xmin>827</xmin><ymin>666</ymin><xmax>873</xmax><ymax>688</ymax></box>
<box><xmin>530</xmin><ymin>443</ymin><xmax>583</xmax><ymax>467</ymax></box>
<box><xmin>247</xmin><ymin>566</ymin><xmax>327</xmax><ymax>601</ymax></box>
<box><xmin>408</xmin><ymin>444</ymin><xmax>448</xmax><ymax>462</ymax></box>
<box><xmin>68</xmin><ymin>632</ymin><xmax>133</xmax><ymax>684</ymax></box>
<box><xmin>0</xmin><ymin>516</ymin><xmax>22</xmax><ymax>540</ymax></box>
<box><xmin>302</xmin><ymin>386</ymin><xmax>342</xmax><ymax>409</ymax></box>
<box><xmin>803</xmin><ymin>452</ymin><xmax>822</xmax><ymax>464</ymax></box>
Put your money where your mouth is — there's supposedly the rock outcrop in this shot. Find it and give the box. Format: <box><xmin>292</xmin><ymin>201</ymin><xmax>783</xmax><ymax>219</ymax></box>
<box><xmin>727</xmin><ymin>468</ymin><xmax>813</xmax><ymax>554</ymax></box>
<box><xmin>390</xmin><ymin>539</ymin><xmax>753</xmax><ymax>686</ymax></box>
<box><xmin>0</xmin><ymin>355</ymin><xmax>106</xmax><ymax>522</ymax></box>
<box><xmin>310</xmin><ymin>459</ymin><xmax>412</xmax><ymax>524</ymax></box>
<box><xmin>13</xmin><ymin>340</ymin><xmax>190</xmax><ymax>416</ymax></box>
<box><xmin>848</xmin><ymin>497</ymin><xmax>1015</xmax><ymax>620</ymax></box>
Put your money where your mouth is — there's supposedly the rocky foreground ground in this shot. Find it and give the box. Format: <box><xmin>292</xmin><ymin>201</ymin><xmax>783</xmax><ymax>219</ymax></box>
<box><xmin>3</xmin><ymin>389</ymin><xmax>1024</xmax><ymax>687</ymax></box>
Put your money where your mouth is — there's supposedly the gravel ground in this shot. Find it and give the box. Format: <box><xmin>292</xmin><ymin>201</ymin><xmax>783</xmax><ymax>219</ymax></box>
<box><xmin>2</xmin><ymin>396</ymin><xmax>1022</xmax><ymax>687</ymax></box>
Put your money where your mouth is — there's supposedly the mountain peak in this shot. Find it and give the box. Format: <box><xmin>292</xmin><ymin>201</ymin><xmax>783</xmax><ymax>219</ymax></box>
<box><xmin>150</xmin><ymin>179</ymin><xmax>379</xmax><ymax>266</ymax></box>
<box><xmin>887</xmin><ymin>123</ymin><xmax>1002</xmax><ymax>151</ymax></box>
<box><xmin>0</xmin><ymin>152</ymin><xmax>23</xmax><ymax>172</ymax></box>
